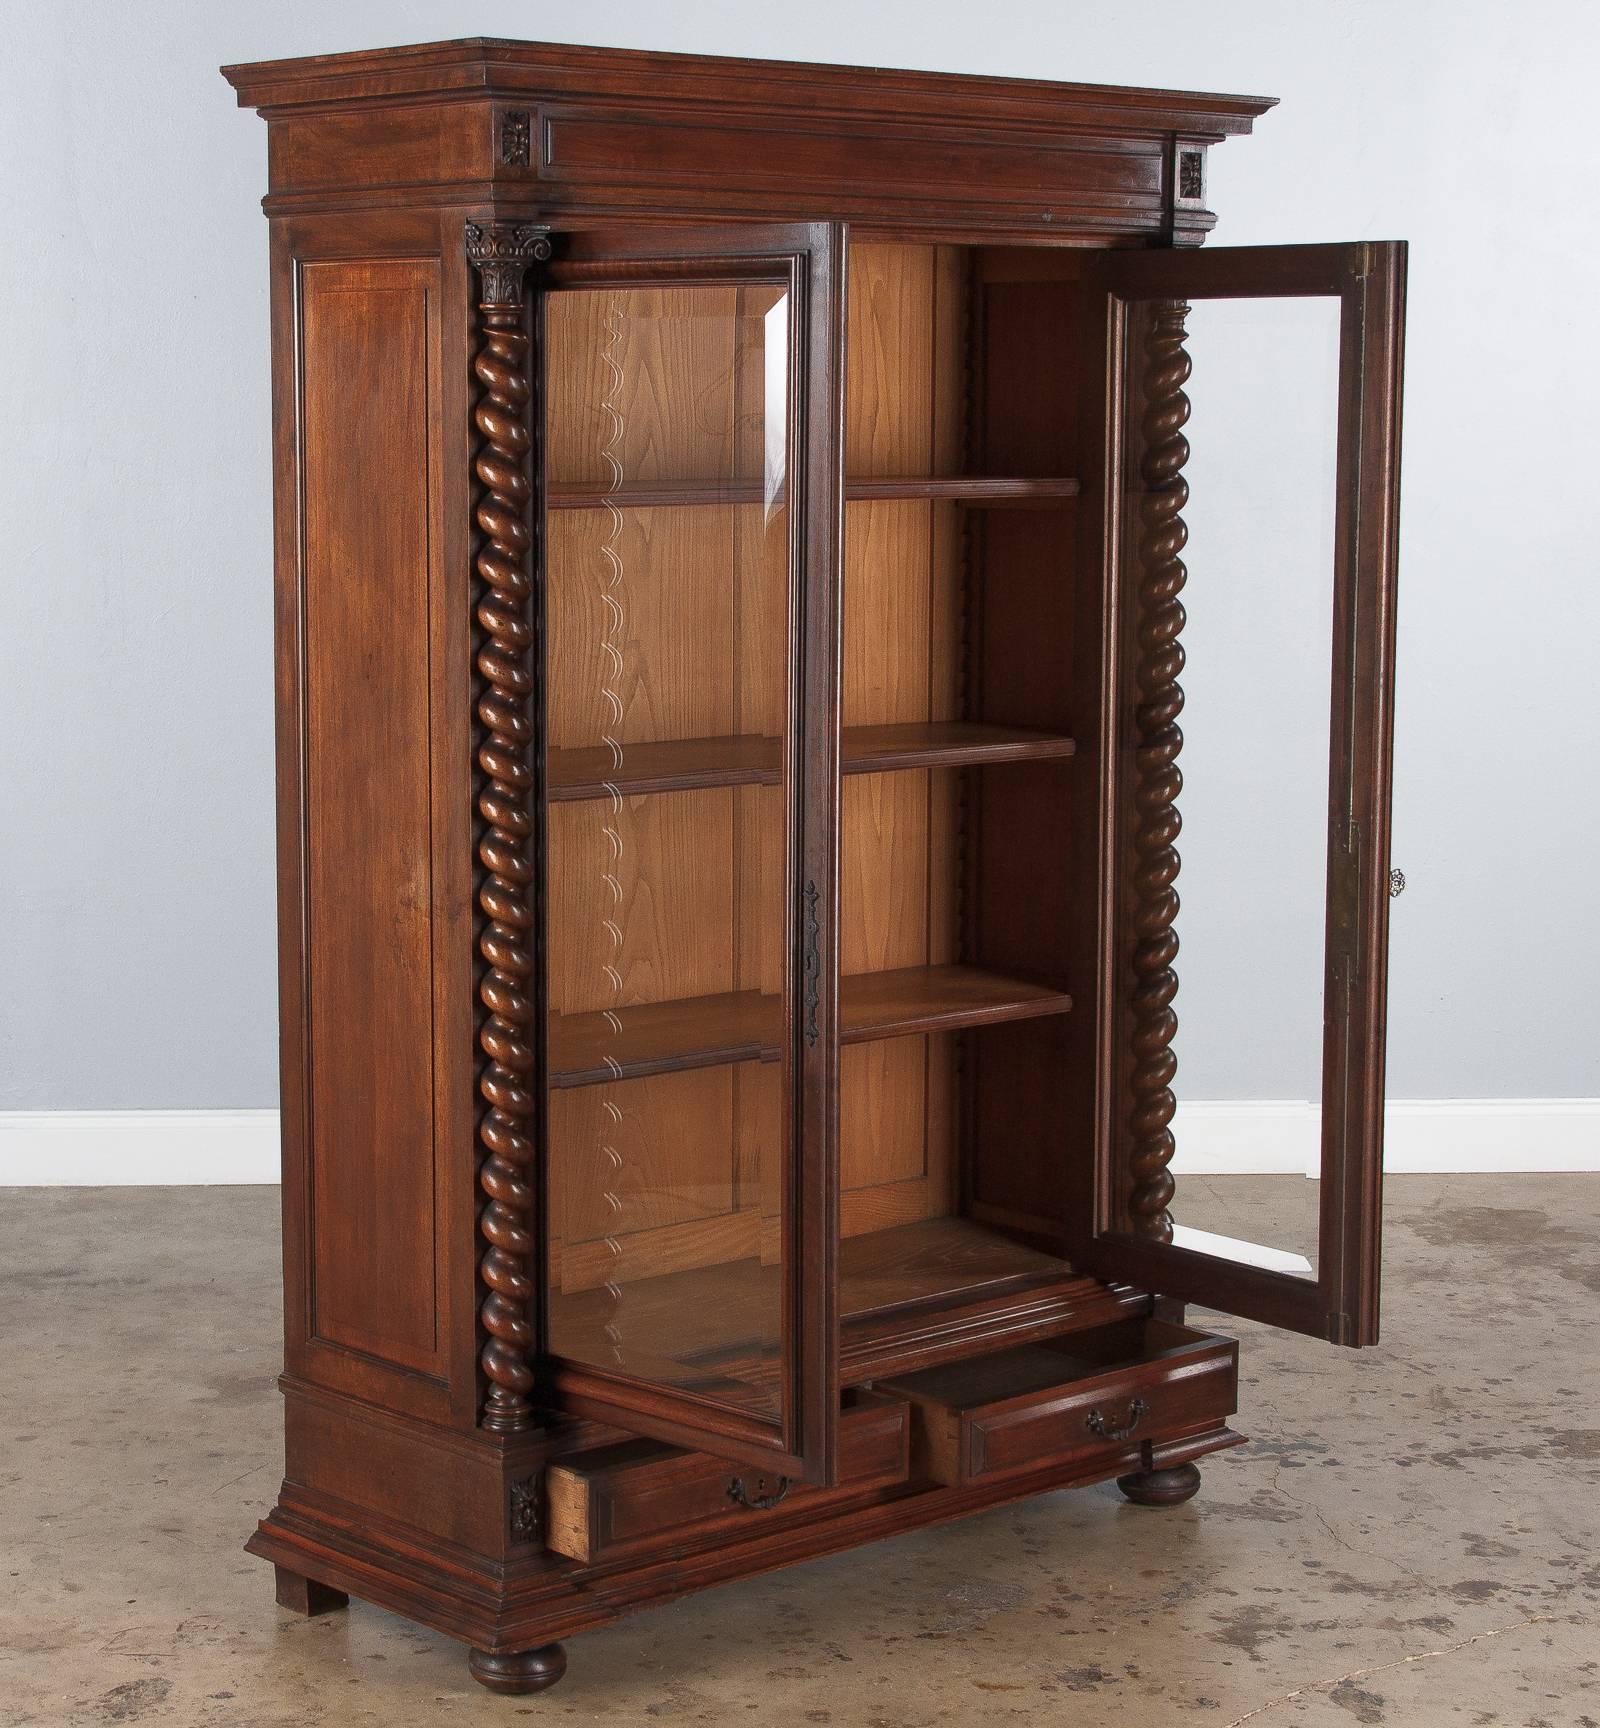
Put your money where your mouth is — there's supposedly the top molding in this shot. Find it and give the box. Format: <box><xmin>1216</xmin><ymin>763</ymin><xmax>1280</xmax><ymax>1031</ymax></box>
<box><xmin>221</xmin><ymin>37</ymin><xmax>1277</xmax><ymax>240</ymax></box>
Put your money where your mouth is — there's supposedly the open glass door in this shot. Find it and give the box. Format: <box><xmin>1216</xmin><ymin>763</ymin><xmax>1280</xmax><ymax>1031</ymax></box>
<box><xmin>536</xmin><ymin>225</ymin><xmax>843</xmax><ymax>1480</ymax></box>
<box><xmin>1079</xmin><ymin>242</ymin><xmax>1405</xmax><ymax>1346</ymax></box>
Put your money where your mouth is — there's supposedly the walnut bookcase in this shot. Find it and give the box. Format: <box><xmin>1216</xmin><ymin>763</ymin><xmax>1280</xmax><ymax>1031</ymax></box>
<box><xmin>223</xmin><ymin>37</ymin><xmax>1405</xmax><ymax>1696</ymax></box>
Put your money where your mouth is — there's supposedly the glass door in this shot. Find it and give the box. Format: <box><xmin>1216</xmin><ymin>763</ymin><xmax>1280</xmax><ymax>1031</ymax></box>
<box><xmin>1078</xmin><ymin>242</ymin><xmax>1406</xmax><ymax>1346</ymax></box>
<box><xmin>537</xmin><ymin>225</ymin><xmax>843</xmax><ymax>1479</ymax></box>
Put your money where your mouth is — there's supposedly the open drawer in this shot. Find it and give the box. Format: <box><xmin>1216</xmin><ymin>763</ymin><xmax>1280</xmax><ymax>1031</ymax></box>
<box><xmin>544</xmin><ymin>1392</ymin><xmax>909</xmax><ymax>1564</ymax></box>
<box><xmin>876</xmin><ymin>1320</ymin><xmax>1237</xmax><ymax>1487</ymax></box>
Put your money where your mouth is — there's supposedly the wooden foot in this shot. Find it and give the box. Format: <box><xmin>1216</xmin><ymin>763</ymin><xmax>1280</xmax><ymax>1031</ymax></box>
<box><xmin>1117</xmin><ymin>1461</ymin><xmax>1202</xmax><ymax>1507</ymax></box>
<box><xmin>274</xmin><ymin>1564</ymin><xmax>349</xmax><ymax>1616</ymax></box>
<box><xmin>468</xmin><ymin>1644</ymin><xmax>568</xmax><ymax>1695</ymax></box>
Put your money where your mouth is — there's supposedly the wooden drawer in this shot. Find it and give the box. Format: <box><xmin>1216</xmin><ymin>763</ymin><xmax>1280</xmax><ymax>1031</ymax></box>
<box><xmin>878</xmin><ymin>1320</ymin><xmax>1237</xmax><ymax>1487</ymax></box>
<box><xmin>544</xmin><ymin>1395</ymin><xmax>909</xmax><ymax>1564</ymax></box>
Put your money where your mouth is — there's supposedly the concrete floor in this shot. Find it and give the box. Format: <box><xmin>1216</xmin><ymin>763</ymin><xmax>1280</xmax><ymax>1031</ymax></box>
<box><xmin>1</xmin><ymin>1176</ymin><xmax>1596</xmax><ymax>1727</ymax></box>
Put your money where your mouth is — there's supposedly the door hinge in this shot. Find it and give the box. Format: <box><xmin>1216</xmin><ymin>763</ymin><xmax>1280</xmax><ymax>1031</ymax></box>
<box><xmin>802</xmin><ymin>880</ymin><xmax>821</xmax><ymax>1048</ymax></box>
<box><xmin>1330</xmin><ymin>817</ymin><xmax>1363</xmax><ymax>986</ymax></box>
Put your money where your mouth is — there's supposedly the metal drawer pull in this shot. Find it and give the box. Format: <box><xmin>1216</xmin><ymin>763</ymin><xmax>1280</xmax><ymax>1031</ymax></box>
<box><xmin>726</xmin><ymin>1474</ymin><xmax>791</xmax><ymax>1511</ymax></box>
<box><xmin>1085</xmin><ymin>1398</ymin><xmax>1148</xmax><ymax>1442</ymax></box>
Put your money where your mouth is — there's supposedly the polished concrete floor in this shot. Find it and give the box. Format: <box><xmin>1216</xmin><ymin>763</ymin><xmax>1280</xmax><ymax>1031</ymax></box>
<box><xmin>1</xmin><ymin>1176</ymin><xmax>1596</xmax><ymax>1727</ymax></box>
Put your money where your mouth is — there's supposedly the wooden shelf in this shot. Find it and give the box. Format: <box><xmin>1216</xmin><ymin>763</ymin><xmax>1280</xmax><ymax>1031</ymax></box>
<box><xmin>839</xmin><ymin>965</ymin><xmax>1073</xmax><ymax>1044</ymax></box>
<box><xmin>549</xmin><ymin>964</ymin><xmax>1070</xmax><ymax>1088</ymax></box>
<box><xmin>550</xmin><ymin>989</ymin><xmax>772</xmax><ymax>1090</ymax></box>
<box><xmin>545</xmin><ymin>476</ymin><xmax>1080</xmax><ymax>510</ymax></box>
<box><xmin>843</xmin><ymin>722</ymin><xmax>1076</xmax><ymax>776</ymax></box>
<box><xmin>549</xmin><ymin>734</ymin><xmax>778</xmax><ymax>801</ymax></box>
<box><xmin>548</xmin><ymin>721</ymin><xmax>1075</xmax><ymax>802</ymax></box>
<box><xmin>548</xmin><ymin>1217</ymin><xmax>1092</xmax><ymax>1392</ymax></box>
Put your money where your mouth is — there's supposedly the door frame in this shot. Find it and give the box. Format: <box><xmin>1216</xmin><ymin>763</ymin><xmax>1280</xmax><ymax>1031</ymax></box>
<box><xmin>1074</xmin><ymin>241</ymin><xmax>1406</xmax><ymax>1346</ymax></box>
<box><xmin>531</xmin><ymin>222</ymin><xmax>846</xmax><ymax>1480</ymax></box>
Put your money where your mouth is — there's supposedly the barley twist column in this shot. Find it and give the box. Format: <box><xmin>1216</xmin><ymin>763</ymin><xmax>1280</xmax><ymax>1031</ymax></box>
<box><xmin>466</xmin><ymin>220</ymin><xmax>551</xmax><ymax>1433</ymax></box>
<box><xmin>1127</xmin><ymin>301</ymin><xmax>1191</xmax><ymax>1243</ymax></box>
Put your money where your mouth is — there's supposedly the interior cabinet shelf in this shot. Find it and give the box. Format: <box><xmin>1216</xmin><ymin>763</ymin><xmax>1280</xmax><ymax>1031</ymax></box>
<box><xmin>545</xmin><ymin>476</ymin><xmax>1081</xmax><ymax>510</ymax></box>
<box><xmin>548</xmin><ymin>964</ymin><xmax>1073</xmax><ymax>1089</ymax></box>
<box><xmin>548</xmin><ymin>721</ymin><xmax>1076</xmax><ymax>802</ymax></box>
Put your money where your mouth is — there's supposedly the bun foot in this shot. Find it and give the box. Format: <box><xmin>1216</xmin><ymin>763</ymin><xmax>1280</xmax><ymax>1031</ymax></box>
<box><xmin>273</xmin><ymin>1565</ymin><xmax>348</xmax><ymax>1617</ymax></box>
<box><xmin>1117</xmin><ymin>1461</ymin><xmax>1202</xmax><ymax>1507</ymax></box>
<box><xmin>468</xmin><ymin>1644</ymin><xmax>568</xmax><ymax>1695</ymax></box>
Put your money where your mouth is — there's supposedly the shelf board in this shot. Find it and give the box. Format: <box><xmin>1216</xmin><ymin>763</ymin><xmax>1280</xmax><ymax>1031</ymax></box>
<box><xmin>545</xmin><ymin>475</ymin><xmax>1080</xmax><ymax>511</ymax></box>
<box><xmin>548</xmin><ymin>734</ymin><xmax>778</xmax><ymax>801</ymax></box>
<box><xmin>550</xmin><ymin>988</ymin><xmax>773</xmax><ymax>1090</ymax></box>
<box><xmin>548</xmin><ymin>964</ymin><xmax>1071</xmax><ymax>1089</ymax></box>
<box><xmin>839</xmin><ymin>965</ymin><xmax>1073</xmax><ymax>1044</ymax></box>
<box><xmin>843</xmin><ymin>722</ymin><xmax>1076</xmax><ymax>776</ymax></box>
<box><xmin>548</xmin><ymin>721</ymin><xmax>1075</xmax><ymax>802</ymax></box>
<box><xmin>548</xmin><ymin>1217</ymin><xmax>1103</xmax><ymax>1395</ymax></box>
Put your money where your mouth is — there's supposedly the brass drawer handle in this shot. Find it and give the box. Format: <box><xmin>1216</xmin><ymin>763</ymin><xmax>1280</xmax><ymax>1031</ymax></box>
<box><xmin>1085</xmin><ymin>1397</ymin><xmax>1148</xmax><ymax>1442</ymax></box>
<box><xmin>726</xmin><ymin>1474</ymin><xmax>791</xmax><ymax>1511</ymax></box>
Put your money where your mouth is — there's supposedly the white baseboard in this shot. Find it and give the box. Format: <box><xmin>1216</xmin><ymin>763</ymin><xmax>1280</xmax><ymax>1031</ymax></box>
<box><xmin>0</xmin><ymin>1100</ymin><xmax>1596</xmax><ymax>1186</ymax></box>
<box><xmin>0</xmin><ymin>1110</ymin><xmax>281</xmax><ymax>1185</ymax></box>
<box><xmin>1170</xmin><ymin>1097</ymin><xmax>1600</xmax><ymax>1176</ymax></box>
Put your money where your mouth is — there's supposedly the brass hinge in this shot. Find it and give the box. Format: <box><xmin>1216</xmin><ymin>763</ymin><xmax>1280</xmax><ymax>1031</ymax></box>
<box><xmin>1329</xmin><ymin>816</ymin><xmax>1363</xmax><ymax>986</ymax></box>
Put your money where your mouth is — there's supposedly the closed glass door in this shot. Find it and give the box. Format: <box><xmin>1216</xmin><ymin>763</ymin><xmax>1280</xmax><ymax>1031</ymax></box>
<box><xmin>538</xmin><ymin>226</ymin><xmax>842</xmax><ymax>1479</ymax></box>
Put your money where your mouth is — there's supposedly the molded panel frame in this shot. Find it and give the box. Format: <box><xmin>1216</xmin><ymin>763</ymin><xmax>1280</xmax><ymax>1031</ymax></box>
<box><xmin>535</xmin><ymin>222</ymin><xmax>846</xmax><ymax>1484</ymax></box>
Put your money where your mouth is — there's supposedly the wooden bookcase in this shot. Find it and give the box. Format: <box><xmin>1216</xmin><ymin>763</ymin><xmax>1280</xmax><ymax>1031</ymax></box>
<box><xmin>223</xmin><ymin>38</ymin><xmax>1406</xmax><ymax>1695</ymax></box>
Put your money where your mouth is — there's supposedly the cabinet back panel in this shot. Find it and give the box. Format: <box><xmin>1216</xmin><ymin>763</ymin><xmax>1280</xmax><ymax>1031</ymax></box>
<box><xmin>298</xmin><ymin>259</ymin><xmax>445</xmax><ymax>1378</ymax></box>
<box><xmin>840</xmin><ymin>244</ymin><xmax>965</xmax><ymax>1226</ymax></box>
<box><xmin>966</xmin><ymin>257</ymin><xmax>1090</xmax><ymax>1246</ymax></box>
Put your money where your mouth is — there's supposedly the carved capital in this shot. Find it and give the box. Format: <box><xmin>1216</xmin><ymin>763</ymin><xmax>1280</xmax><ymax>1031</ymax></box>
<box><xmin>465</xmin><ymin>221</ymin><xmax>553</xmax><ymax>310</ymax></box>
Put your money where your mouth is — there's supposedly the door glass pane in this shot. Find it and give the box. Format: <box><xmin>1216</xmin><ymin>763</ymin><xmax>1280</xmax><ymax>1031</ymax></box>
<box><xmin>542</xmin><ymin>281</ymin><xmax>792</xmax><ymax>1418</ymax></box>
<box><xmin>1121</xmin><ymin>294</ymin><xmax>1342</xmax><ymax>1278</ymax></box>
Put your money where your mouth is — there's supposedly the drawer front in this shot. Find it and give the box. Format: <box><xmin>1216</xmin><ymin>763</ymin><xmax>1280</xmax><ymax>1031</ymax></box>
<box><xmin>884</xmin><ymin>1322</ymin><xmax>1238</xmax><ymax>1487</ymax></box>
<box><xmin>966</xmin><ymin>1334</ymin><xmax>1236</xmax><ymax>1482</ymax></box>
<box><xmin>545</xmin><ymin>1399</ymin><xmax>909</xmax><ymax>1563</ymax></box>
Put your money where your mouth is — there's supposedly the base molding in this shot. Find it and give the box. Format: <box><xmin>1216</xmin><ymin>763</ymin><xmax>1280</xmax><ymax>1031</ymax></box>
<box><xmin>5</xmin><ymin>1101</ymin><xmax>1594</xmax><ymax>1185</ymax></box>
<box><xmin>247</xmin><ymin>1424</ymin><xmax>1243</xmax><ymax>1653</ymax></box>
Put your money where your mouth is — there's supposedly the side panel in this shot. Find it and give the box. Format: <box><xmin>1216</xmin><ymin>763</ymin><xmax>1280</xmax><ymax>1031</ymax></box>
<box><xmin>301</xmin><ymin>258</ymin><xmax>442</xmax><ymax>1376</ymax></box>
<box><xmin>272</xmin><ymin>213</ymin><xmax>477</xmax><ymax>1422</ymax></box>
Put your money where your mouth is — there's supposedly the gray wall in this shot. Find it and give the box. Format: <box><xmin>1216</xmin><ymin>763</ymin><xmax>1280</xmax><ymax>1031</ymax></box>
<box><xmin>3</xmin><ymin>0</ymin><xmax>1596</xmax><ymax>1111</ymax></box>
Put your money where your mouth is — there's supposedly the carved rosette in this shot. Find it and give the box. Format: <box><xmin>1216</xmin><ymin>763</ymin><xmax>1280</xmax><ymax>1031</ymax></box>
<box><xmin>1127</xmin><ymin>301</ymin><xmax>1191</xmax><ymax>1243</ymax></box>
<box><xmin>466</xmin><ymin>220</ymin><xmax>551</xmax><ymax>1434</ymax></box>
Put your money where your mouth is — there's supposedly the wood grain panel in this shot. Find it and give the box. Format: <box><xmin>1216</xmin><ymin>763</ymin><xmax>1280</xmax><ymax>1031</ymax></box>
<box><xmin>546</xmin><ymin>505</ymin><xmax>735</xmax><ymax>749</ymax></box>
<box><xmin>552</xmin><ymin>1066</ymin><xmax>737</xmax><ymax>1245</ymax></box>
<box><xmin>840</xmin><ymin>773</ymin><xmax>928</xmax><ymax>975</ymax></box>
<box><xmin>299</xmin><ymin>258</ymin><xmax>442</xmax><ymax>1377</ymax></box>
<box><xmin>841</xmin><ymin>1040</ymin><xmax>927</xmax><ymax>1191</ymax></box>
<box><xmin>843</xmin><ymin>501</ymin><xmax>931</xmax><ymax>726</ymax></box>
<box><xmin>846</xmin><ymin>244</ymin><xmax>933</xmax><ymax>476</ymax></box>
<box><xmin>548</xmin><ymin>789</ymin><xmax>735</xmax><ymax>1014</ymax></box>
<box><xmin>840</xmin><ymin>243</ymin><xmax>968</xmax><ymax>1236</ymax></box>
<box><xmin>546</xmin><ymin>287</ymin><xmax>744</xmax><ymax>486</ymax></box>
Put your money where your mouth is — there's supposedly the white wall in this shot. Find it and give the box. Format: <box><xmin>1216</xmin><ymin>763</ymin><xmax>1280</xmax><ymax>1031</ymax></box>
<box><xmin>2</xmin><ymin>1</ymin><xmax>1596</xmax><ymax>1151</ymax></box>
